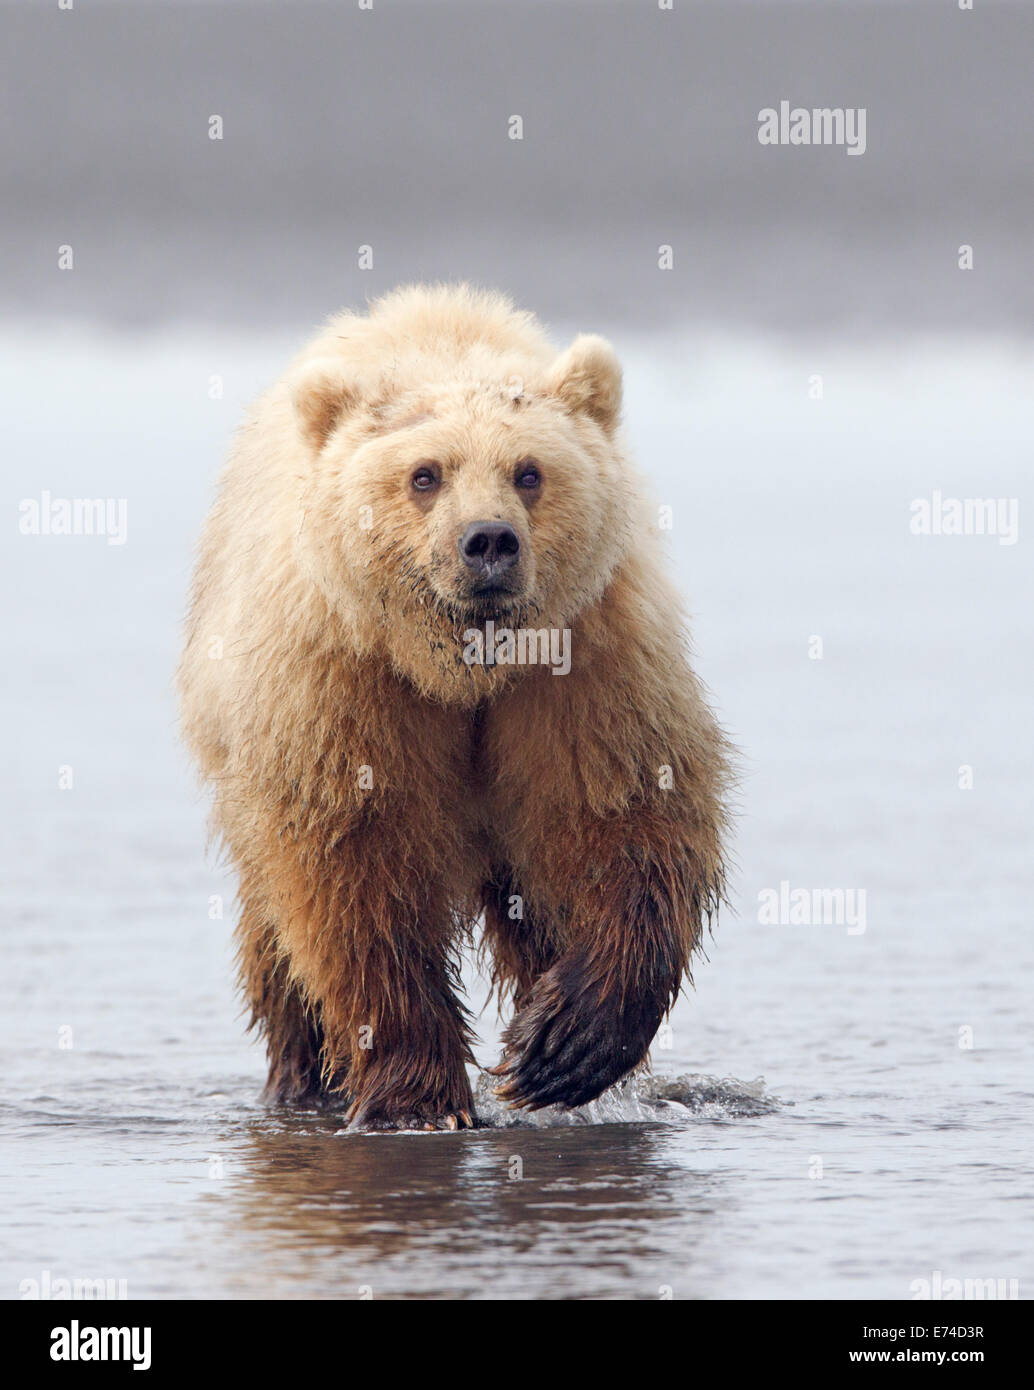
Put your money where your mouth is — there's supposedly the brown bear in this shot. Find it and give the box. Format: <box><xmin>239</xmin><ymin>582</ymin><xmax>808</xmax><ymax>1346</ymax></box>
<box><xmin>178</xmin><ymin>284</ymin><xmax>730</xmax><ymax>1130</ymax></box>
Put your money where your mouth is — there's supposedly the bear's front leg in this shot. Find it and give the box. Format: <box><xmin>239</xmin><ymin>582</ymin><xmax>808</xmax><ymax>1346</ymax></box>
<box><xmin>491</xmin><ymin>856</ymin><xmax>687</xmax><ymax>1110</ymax></box>
<box><xmin>340</xmin><ymin>937</ymin><xmax>477</xmax><ymax>1131</ymax></box>
<box><xmin>262</xmin><ymin>808</ymin><xmax>479</xmax><ymax>1130</ymax></box>
<box><xmin>483</xmin><ymin>579</ymin><xmax>730</xmax><ymax>1112</ymax></box>
<box><xmin>491</xmin><ymin>803</ymin><xmax>723</xmax><ymax>1111</ymax></box>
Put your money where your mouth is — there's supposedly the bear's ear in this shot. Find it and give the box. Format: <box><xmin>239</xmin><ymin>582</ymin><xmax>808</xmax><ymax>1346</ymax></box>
<box><xmin>546</xmin><ymin>334</ymin><xmax>622</xmax><ymax>432</ymax></box>
<box><xmin>290</xmin><ymin>358</ymin><xmax>362</xmax><ymax>452</ymax></box>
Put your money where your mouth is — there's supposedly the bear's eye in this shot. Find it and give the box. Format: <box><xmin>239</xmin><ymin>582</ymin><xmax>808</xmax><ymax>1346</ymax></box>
<box><xmin>411</xmin><ymin>465</ymin><xmax>439</xmax><ymax>492</ymax></box>
<box><xmin>515</xmin><ymin>461</ymin><xmax>541</xmax><ymax>490</ymax></box>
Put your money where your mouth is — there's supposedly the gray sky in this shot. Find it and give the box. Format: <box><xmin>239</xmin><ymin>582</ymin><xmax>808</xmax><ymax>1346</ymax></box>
<box><xmin>3</xmin><ymin>0</ymin><xmax>1032</xmax><ymax>332</ymax></box>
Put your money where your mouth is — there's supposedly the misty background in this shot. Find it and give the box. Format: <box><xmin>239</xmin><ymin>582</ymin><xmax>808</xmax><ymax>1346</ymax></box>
<box><xmin>3</xmin><ymin>0</ymin><xmax>1033</xmax><ymax>332</ymax></box>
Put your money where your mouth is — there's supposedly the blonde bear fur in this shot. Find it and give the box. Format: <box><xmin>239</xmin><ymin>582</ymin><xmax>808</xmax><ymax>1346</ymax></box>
<box><xmin>178</xmin><ymin>284</ymin><xmax>730</xmax><ymax>1129</ymax></box>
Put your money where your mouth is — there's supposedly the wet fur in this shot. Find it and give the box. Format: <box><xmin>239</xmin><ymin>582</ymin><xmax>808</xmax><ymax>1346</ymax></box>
<box><xmin>178</xmin><ymin>284</ymin><xmax>731</xmax><ymax>1127</ymax></box>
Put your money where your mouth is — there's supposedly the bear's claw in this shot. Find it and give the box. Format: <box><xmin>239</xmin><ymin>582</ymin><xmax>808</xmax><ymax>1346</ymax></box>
<box><xmin>491</xmin><ymin>954</ymin><xmax>667</xmax><ymax>1111</ymax></box>
<box><xmin>348</xmin><ymin>1108</ymin><xmax>476</xmax><ymax>1133</ymax></box>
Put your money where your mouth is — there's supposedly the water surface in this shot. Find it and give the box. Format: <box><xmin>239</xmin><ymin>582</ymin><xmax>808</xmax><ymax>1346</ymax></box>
<box><xmin>3</xmin><ymin>329</ymin><xmax>1031</xmax><ymax>1299</ymax></box>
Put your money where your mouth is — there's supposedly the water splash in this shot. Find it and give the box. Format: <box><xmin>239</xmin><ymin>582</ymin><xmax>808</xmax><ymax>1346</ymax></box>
<box><xmin>470</xmin><ymin>1070</ymin><xmax>780</xmax><ymax>1128</ymax></box>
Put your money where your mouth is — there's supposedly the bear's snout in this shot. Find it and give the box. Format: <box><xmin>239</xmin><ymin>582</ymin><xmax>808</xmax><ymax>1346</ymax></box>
<box><xmin>458</xmin><ymin>521</ymin><xmax>521</xmax><ymax>582</ymax></box>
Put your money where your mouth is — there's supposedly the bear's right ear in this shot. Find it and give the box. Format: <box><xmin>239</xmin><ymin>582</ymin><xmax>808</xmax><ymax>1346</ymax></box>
<box><xmin>290</xmin><ymin>358</ymin><xmax>362</xmax><ymax>452</ymax></box>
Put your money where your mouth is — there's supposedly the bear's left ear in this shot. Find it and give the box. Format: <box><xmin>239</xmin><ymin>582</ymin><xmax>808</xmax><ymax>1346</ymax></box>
<box><xmin>290</xmin><ymin>358</ymin><xmax>362</xmax><ymax>453</ymax></box>
<box><xmin>546</xmin><ymin>334</ymin><xmax>622</xmax><ymax>432</ymax></box>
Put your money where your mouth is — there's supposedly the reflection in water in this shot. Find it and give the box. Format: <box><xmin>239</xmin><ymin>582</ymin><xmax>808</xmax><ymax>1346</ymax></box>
<box><xmin>198</xmin><ymin>1117</ymin><xmax>727</xmax><ymax>1298</ymax></box>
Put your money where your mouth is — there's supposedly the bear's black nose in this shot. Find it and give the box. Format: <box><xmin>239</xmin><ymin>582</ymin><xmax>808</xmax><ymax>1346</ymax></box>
<box><xmin>458</xmin><ymin>521</ymin><xmax>520</xmax><ymax>575</ymax></box>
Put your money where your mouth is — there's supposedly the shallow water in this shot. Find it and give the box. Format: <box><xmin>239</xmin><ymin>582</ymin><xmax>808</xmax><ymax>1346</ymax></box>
<box><xmin>2</xmin><ymin>328</ymin><xmax>1032</xmax><ymax>1299</ymax></box>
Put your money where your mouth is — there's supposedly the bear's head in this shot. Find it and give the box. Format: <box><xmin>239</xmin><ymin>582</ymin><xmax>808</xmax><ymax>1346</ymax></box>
<box><xmin>288</xmin><ymin>287</ymin><xmax>636</xmax><ymax>701</ymax></box>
